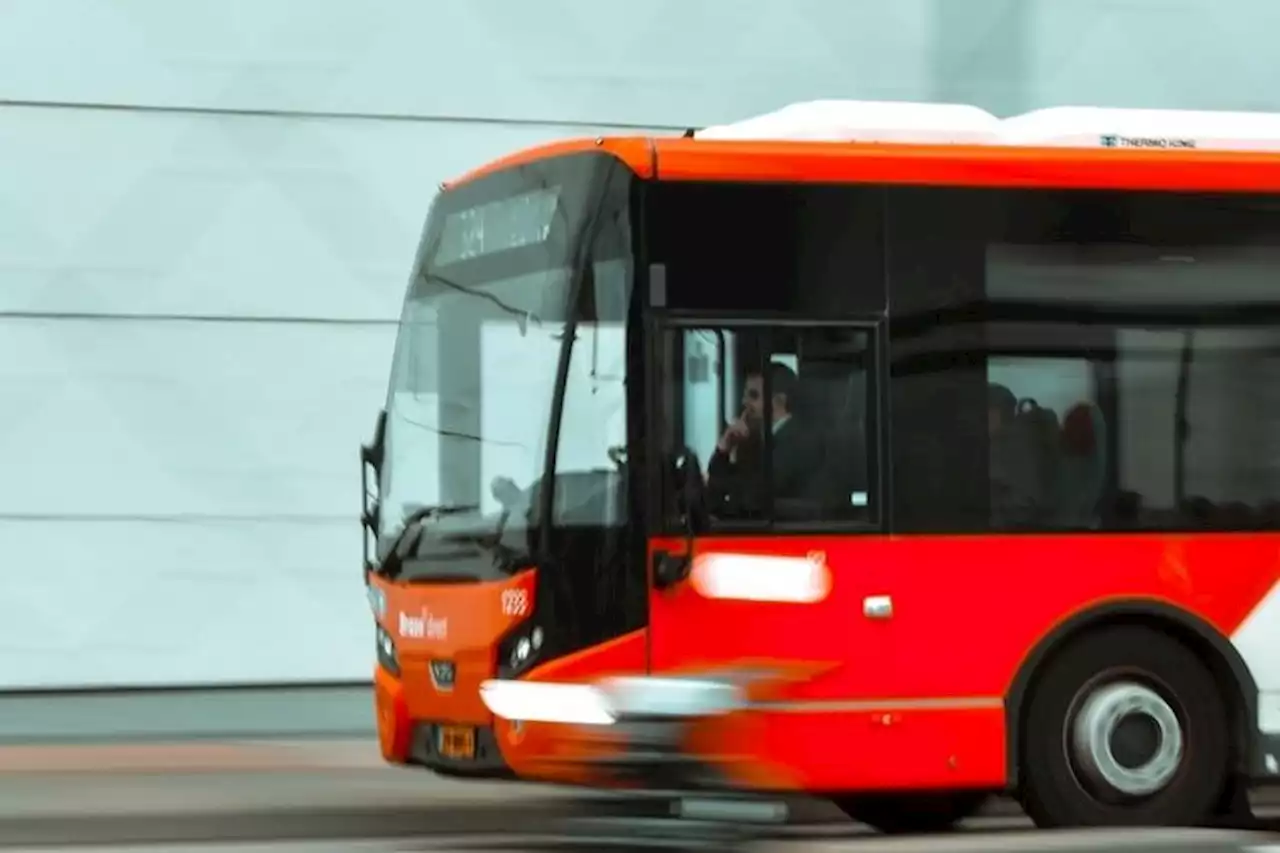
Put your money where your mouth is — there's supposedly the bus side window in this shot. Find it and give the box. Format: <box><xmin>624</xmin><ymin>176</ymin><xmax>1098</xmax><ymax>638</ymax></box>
<box><xmin>779</xmin><ymin>327</ymin><xmax>876</xmax><ymax>525</ymax></box>
<box><xmin>661</xmin><ymin>324</ymin><xmax>879</xmax><ymax>532</ymax></box>
<box><xmin>986</xmin><ymin>358</ymin><xmax>1106</xmax><ymax>531</ymax></box>
<box><xmin>681</xmin><ymin>328</ymin><xmax>734</xmax><ymax>471</ymax></box>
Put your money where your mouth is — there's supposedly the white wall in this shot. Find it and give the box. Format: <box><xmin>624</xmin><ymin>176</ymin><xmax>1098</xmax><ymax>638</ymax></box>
<box><xmin>4</xmin><ymin>0</ymin><xmax>1280</xmax><ymax>689</ymax></box>
<box><xmin>0</xmin><ymin>106</ymin><xmax>644</xmax><ymax>689</ymax></box>
<box><xmin>6</xmin><ymin>0</ymin><xmax>1280</xmax><ymax>124</ymax></box>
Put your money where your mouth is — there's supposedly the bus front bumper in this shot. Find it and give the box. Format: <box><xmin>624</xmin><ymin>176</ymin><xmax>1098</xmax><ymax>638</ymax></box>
<box><xmin>375</xmin><ymin>665</ymin><xmax>515</xmax><ymax>779</ymax></box>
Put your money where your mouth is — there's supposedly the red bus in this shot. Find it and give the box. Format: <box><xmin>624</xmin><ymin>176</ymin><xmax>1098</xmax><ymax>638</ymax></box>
<box><xmin>362</xmin><ymin>101</ymin><xmax>1280</xmax><ymax>830</ymax></box>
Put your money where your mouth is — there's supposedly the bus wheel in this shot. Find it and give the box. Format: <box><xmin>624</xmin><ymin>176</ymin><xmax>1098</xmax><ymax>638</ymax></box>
<box><xmin>1019</xmin><ymin>625</ymin><xmax>1231</xmax><ymax>828</ymax></box>
<box><xmin>832</xmin><ymin>792</ymin><xmax>988</xmax><ymax>834</ymax></box>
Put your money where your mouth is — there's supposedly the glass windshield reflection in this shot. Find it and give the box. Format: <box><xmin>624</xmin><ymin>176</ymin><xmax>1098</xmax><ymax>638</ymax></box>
<box><xmin>376</xmin><ymin>154</ymin><xmax>631</xmax><ymax>581</ymax></box>
<box><xmin>382</xmin><ymin>269</ymin><xmax>570</xmax><ymax>548</ymax></box>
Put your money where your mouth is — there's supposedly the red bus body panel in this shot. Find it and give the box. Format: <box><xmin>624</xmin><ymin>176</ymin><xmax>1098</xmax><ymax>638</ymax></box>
<box><xmin>646</xmin><ymin>533</ymin><xmax>1280</xmax><ymax>791</ymax></box>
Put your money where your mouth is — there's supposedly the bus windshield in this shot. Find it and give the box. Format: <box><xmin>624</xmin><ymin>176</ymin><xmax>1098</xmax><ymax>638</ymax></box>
<box><xmin>377</xmin><ymin>153</ymin><xmax>631</xmax><ymax>579</ymax></box>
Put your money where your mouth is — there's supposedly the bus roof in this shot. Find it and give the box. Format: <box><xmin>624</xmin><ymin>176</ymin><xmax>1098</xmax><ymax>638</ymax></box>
<box><xmin>445</xmin><ymin>100</ymin><xmax>1280</xmax><ymax>193</ymax></box>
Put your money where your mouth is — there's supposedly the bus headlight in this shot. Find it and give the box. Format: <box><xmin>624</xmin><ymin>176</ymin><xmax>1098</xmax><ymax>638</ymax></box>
<box><xmin>376</xmin><ymin>624</ymin><xmax>399</xmax><ymax>676</ymax></box>
<box><xmin>497</xmin><ymin>622</ymin><xmax>545</xmax><ymax>678</ymax></box>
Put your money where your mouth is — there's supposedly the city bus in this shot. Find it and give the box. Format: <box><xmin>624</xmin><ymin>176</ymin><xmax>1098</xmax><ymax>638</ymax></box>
<box><xmin>361</xmin><ymin>100</ymin><xmax>1280</xmax><ymax>830</ymax></box>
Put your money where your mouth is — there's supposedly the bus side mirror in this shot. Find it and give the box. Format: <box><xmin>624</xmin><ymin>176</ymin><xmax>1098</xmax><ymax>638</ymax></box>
<box><xmin>360</xmin><ymin>409</ymin><xmax>387</xmax><ymax>576</ymax></box>
<box><xmin>362</xmin><ymin>409</ymin><xmax>387</xmax><ymax>473</ymax></box>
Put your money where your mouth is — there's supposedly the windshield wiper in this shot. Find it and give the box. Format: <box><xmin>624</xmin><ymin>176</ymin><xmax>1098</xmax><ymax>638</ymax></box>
<box><xmin>377</xmin><ymin>503</ymin><xmax>478</xmax><ymax>580</ymax></box>
<box><xmin>419</xmin><ymin>272</ymin><xmax>541</xmax><ymax>332</ymax></box>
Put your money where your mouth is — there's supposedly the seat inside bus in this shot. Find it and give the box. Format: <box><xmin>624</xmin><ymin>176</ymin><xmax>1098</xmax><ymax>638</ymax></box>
<box><xmin>781</xmin><ymin>334</ymin><xmax>871</xmax><ymax>521</ymax></box>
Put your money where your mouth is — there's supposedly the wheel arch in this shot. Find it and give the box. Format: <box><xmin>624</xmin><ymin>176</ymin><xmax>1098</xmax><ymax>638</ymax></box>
<box><xmin>1004</xmin><ymin>598</ymin><xmax>1258</xmax><ymax>788</ymax></box>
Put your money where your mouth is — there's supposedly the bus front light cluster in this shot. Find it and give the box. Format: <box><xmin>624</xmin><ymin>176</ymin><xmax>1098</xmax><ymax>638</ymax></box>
<box><xmin>497</xmin><ymin>622</ymin><xmax>544</xmax><ymax>679</ymax></box>
<box><xmin>376</xmin><ymin>624</ymin><xmax>400</xmax><ymax>676</ymax></box>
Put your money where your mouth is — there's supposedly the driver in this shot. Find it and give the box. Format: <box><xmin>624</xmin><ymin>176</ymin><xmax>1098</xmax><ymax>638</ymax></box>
<box><xmin>706</xmin><ymin>362</ymin><xmax>820</xmax><ymax>517</ymax></box>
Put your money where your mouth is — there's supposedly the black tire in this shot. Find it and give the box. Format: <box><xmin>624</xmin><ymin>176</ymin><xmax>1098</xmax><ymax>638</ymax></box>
<box><xmin>1019</xmin><ymin>625</ymin><xmax>1231</xmax><ymax>828</ymax></box>
<box><xmin>833</xmin><ymin>791</ymin><xmax>988</xmax><ymax>834</ymax></box>
<box><xmin>1211</xmin><ymin>773</ymin><xmax>1256</xmax><ymax>827</ymax></box>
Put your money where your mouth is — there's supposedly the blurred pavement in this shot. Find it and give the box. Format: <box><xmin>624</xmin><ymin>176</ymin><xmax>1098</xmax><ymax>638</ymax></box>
<box><xmin>0</xmin><ymin>738</ymin><xmax>571</xmax><ymax>845</ymax></box>
<box><xmin>3</xmin><ymin>738</ymin><xmax>1280</xmax><ymax>847</ymax></box>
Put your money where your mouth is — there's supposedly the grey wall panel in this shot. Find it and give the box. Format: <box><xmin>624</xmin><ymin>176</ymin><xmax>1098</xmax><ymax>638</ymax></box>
<box><xmin>0</xmin><ymin>517</ymin><xmax>364</xmax><ymax>689</ymax></box>
<box><xmin>1027</xmin><ymin>0</ymin><xmax>1280</xmax><ymax>112</ymax></box>
<box><xmin>0</xmin><ymin>103</ymin><xmax>660</xmax><ymax>689</ymax></box>
<box><xmin>0</xmin><ymin>0</ymin><xmax>932</xmax><ymax>126</ymax></box>
<box><xmin>0</xmin><ymin>317</ymin><xmax>391</xmax><ymax>520</ymax></box>
<box><xmin>0</xmin><ymin>107</ymin><xmax>647</xmax><ymax>321</ymax></box>
<box><xmin>4</xmin><ymin>0</ymin><xmax>1278</xmax><ymax>127</ymax></box>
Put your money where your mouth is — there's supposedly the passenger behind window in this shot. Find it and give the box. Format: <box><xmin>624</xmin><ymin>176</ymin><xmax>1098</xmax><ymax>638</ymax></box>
<box><xmin>706</xmin><ymin>362</ymin><xmax>821</xmax><ymax>519</ymax></box>
<box><xmin>1055</xmin><ymin>401</ymin><xmax>1107</xmax><ymax>529</ymax></box>
<box><xmin>988</xmin><ymin>383</ymin><xmax>1062</xmax><ymax>529</ymax></box>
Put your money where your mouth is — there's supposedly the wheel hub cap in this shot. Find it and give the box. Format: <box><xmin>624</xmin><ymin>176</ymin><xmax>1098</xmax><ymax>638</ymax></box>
<box><xmin>1071</xmin><ymin>681</ymin><xmax>1183</xmax><ymax>797</ymax></box>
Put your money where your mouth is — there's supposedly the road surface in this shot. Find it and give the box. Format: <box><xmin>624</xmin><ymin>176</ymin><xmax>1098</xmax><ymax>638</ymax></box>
<box><xmin>5</xmin><ymin>826</ymin><xmax>1280</xmax><ymax>853</ymax></box>
<box><xmin>3</xmin><ymin>739</ymin><xmax>1280</xmax><ymax>850</ymax></box>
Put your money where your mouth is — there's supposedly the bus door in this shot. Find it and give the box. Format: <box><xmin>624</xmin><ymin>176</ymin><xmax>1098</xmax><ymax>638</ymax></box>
<box><xmin>645</xmin><ymin>315</ymin><xmax>887</xmax><ymax>684</ymax></box>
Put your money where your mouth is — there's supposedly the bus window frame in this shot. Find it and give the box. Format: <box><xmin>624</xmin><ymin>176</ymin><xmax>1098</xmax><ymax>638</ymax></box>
<box><xmin>645</xmin><ymin>310</ymin><xmax>888</xmax><ymax>537</ymax></box>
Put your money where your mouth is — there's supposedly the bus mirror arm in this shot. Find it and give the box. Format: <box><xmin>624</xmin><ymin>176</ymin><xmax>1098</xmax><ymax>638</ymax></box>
<box><xmin>653</xmin><ymin>449</ymin><xmax>707</xmax><ymax>590</ymax></box>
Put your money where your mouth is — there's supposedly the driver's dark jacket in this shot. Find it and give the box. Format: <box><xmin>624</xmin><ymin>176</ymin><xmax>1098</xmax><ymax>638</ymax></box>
<box><xmin>706</xmin><ymin>418</ymin><xmax>820</xmax><ymax>518</ymax></box>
